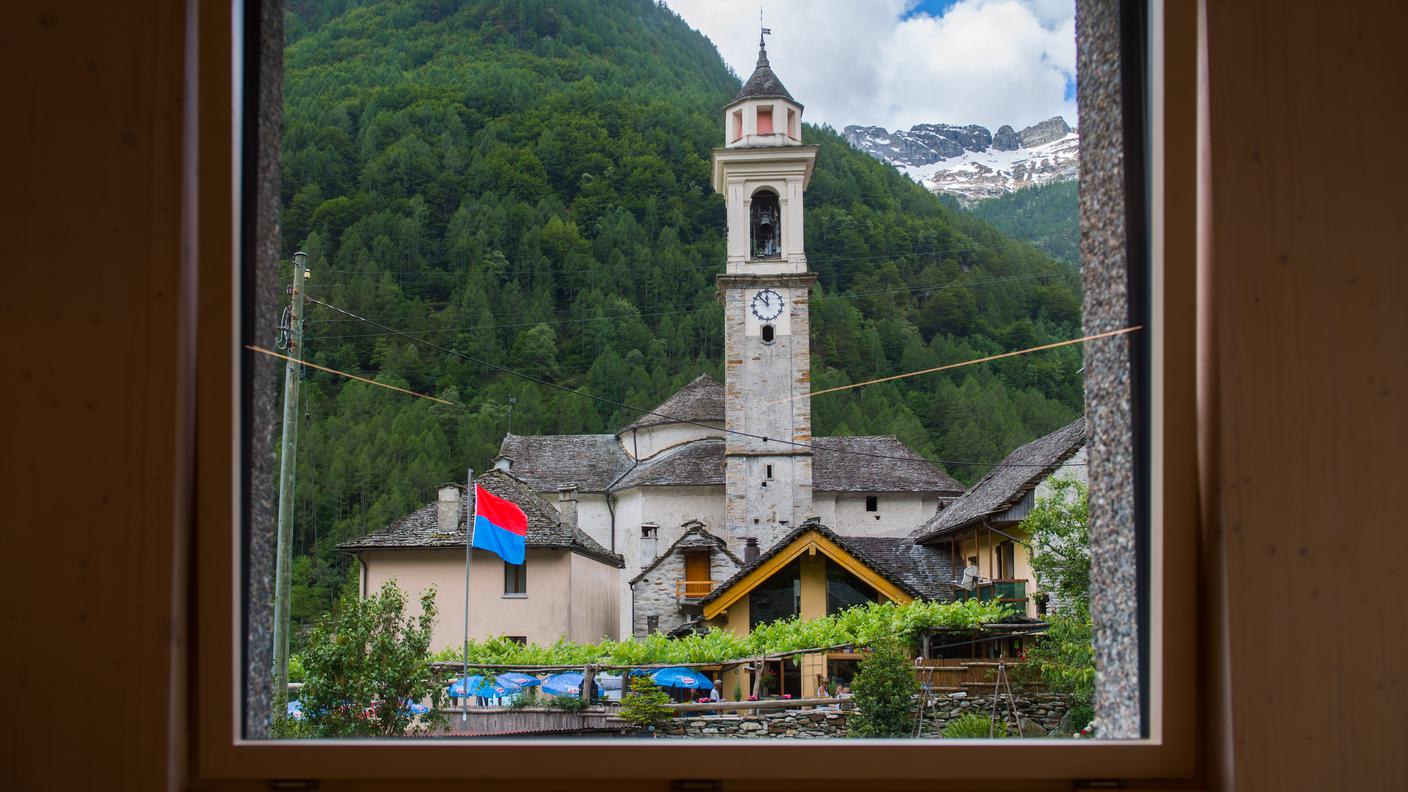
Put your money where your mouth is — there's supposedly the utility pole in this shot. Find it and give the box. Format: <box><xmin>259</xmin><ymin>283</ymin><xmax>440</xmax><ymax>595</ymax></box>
<box><xmin>273</xmin><ymin>251</ymin><xmax>308</xmax><ymax>708</ymax></box>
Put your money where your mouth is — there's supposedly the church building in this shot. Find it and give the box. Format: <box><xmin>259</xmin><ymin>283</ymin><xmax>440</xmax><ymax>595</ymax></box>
<box><xmin>342</xmin><ymin>37</ymin><xmax>974</xmax><ymax>649</ymax></box>
<box><xmin>492</xmin><ymin>37</ymin><xmax>966</xmax><ymax>639</ymax></box>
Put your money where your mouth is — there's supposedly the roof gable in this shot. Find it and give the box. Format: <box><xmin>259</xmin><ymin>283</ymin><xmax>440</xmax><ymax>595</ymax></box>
<box><xmin>628</xmin><ymin>525</ymin><xmax>741</xmax><ymax>585</ymax></box>
<box><xmin>700</xmin><ymin>521</ymin><xmax>920</xmax><ymax>620</ymax></box>
<box><xmin>910</xmin><ymin>417</ymin><xmax>1087</xmax><ymax>543</ymax></box>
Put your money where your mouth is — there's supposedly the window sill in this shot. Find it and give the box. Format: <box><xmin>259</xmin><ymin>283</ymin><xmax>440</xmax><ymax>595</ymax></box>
<box><xmin>501</xmin><ymin>594</ymin><xmax>528</xmax><ymax>599</ymax></box>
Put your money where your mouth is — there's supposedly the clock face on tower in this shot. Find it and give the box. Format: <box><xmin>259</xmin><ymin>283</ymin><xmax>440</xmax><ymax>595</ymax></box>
<box><xmin>750</xmin><ymin>289</ymin><xmax>784</xmax><ymax>321</ymax></box>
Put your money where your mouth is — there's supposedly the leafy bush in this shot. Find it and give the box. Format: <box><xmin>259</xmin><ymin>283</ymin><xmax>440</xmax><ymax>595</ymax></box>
<box><xmin>428</xmin><ymin>599</ymin><xmax>1008</xmax><ymax>667</ymax></box>
<box><xmin>848</xmin><ymin>634</ymin><xmax>919</xmax><ymax>738</ymax></box>
<box><xmin>295</xmin><ymin>580</ymin><xmax>447</xmax><ymax>737</ymax></box>
<box><xmin>545</xmin><ymin>695</ymin><xmax>589</xmax><ymax>713</ymax></box>
<box><xmin>1024</xmin><ymin>477</ymin><xmax>1094</xmax><ymax>712</ymax></box>
<box><xmin>942</xmin><ymin>712</ymin><xmax>1009</xmax><ymax>739</ymax></box>
<box><xmin>618</xmin><ymin>676</ymin><xmax>674</xmax><ymax>728</ymax></box>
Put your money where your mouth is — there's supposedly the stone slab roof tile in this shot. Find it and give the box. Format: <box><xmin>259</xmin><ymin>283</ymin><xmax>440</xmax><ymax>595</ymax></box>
<box><xmin>338</xmin><ymin>470</ymin><xmax>623</xmax><ymax>567</ymax></box>
<box><xmin>619</xmin><ymin>374</ymin><xmax>725</xmax><ymax>432</ymax></box>
<box><xmin>812</xmin><ymin>436</ymin><xmax>965</xmax><ymax>494</ymax></box>
<box><xmin>497</xmin><ymin>433</ymin><xmax>631</xmax><ymax>492</ymax></box>
<box><xmin>612</xmin><ymin>439</ymin><xmax>726</xmax><ymax>489</ymax></box>
<box><xmin>910</xmin><ymin>417</ymin><xmax>1087</xmax><ymax>543</ymax></box>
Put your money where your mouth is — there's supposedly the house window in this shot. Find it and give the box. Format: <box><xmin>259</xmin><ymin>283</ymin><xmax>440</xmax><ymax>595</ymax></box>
<box><xmin>865</xmin><ymin>495</ymin><xmax>878</xmax><ymax>512</ymax></box>
<box><xmin>641</xmin><ymin>524</ymin><xmax>658</xmax><ymax>539</ymax></box>
<box><xmin>646</xmin><ymin>615</ymin><xmax>659</xmax><ymax>633</ymax></box>
<box><xmin>749</xmin><ymin>559</ymin><xmax>802</xmax><ymax>631</ymax></box>
<box><xmin>765</xmin><ymin>464</ymin><xmax>773</xmax><ymax>478</ymax></box>
<box><xmin>826</xmin><ymin>561</ymin><xmax>880</xmax><ymax>615</ymax></box>
<box><xmin>787</xmin><ymin>107</ymin><xmax>797</xmax><ymax>139</ymax></box>
<box><xmin>761</xmin><ymin>324</ymin><xmax>775</xmax><ymax>343</ymax></box>
<box><xmin>731</xmin><ymin>108</ymin><xmax>742</xmax><ymax>142</ymax></box>
<box><xmin>505</xmin><ymin>636</ymin><xmax>527</xmax><ymax>646</ymax></box>
<box><xmin>503</xmin><ymin>561</ymin><xmax>526</xmax><ymax>596</ymax></box>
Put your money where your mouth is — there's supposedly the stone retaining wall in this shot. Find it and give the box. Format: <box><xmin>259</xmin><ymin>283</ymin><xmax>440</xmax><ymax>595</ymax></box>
<box><xmin>648</xmin><ymin>692</ymin><xmax>1073</xmax><ymax>739</ymax></box>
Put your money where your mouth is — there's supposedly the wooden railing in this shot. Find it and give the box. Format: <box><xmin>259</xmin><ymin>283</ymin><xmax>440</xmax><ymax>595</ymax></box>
<box><xmin>675</xmin><ymin>579</ymin><xmax>716</xmax><ymax>598</ymax></box>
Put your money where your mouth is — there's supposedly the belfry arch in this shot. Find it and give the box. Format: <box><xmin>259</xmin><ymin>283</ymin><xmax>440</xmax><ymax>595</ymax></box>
<box><xmin>750</xmin><ymin>188</ymin><xmax>782</xmax><ymax>259</ymax></box>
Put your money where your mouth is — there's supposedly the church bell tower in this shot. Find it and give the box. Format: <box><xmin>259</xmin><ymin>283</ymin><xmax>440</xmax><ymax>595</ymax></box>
<box><xmin>712</xmin><ymin>32</ymin><xmax>819</xmax><ymax>554</ymax></box>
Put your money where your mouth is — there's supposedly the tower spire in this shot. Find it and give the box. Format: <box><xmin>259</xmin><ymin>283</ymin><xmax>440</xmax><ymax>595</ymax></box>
<box><xmin>759</xmin><ymin>9</ymin><xmax>772</xmax><ymax>66</ymax></box>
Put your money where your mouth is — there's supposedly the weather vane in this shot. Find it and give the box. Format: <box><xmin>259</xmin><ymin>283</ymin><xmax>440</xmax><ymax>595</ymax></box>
<box><xmin>760</xmin><ymin>7</ymin><xmax>771</xmax><ymax>47</ymax></box>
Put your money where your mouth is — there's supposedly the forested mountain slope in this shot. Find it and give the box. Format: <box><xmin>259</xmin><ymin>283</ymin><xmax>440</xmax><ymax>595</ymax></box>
<box><xmin>279</xmin><ymin>0</ymin><xmax>1085</xmax><ymax>633</ymax></box>
<box><xmin>968</xmin><ymin>179</ymin><xmax>1080</xmax><ymax>264</ymax></box>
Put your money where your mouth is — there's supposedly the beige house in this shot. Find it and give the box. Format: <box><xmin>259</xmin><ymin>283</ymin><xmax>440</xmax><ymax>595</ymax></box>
<box><xmin>339</xmin><ymin>470</ymin><xmax>623</xmax><ymax>653</ymax></box>
<box><xmin>909</xmin><ymin>418</ymin><xmax>1087</xmax><ymax>619</ymax></box>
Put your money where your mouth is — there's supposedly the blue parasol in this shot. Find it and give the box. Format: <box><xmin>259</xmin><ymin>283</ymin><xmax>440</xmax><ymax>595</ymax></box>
<box><xmin>446</xmin><ymin>675</ymin><xmax>485</xmax><ymax>699</ymax></box>
<box><xmin>495</xmin><ymin>672</ymin><xmax>542</xmax><ymax>691</ymax></box>
<box><xmin>650</xmin><ymin>667</ymin><xmax>714</xmax><ymax>689</ymax></box>
<box><xmin>541</xmin><ymin>672</ymin><xmax>588</xmax><ymax>697</ymax></box>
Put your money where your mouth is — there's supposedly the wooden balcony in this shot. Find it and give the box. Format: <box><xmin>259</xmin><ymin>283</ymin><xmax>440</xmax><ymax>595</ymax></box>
<box><xmin>675</xmin><ymin>579</ymin><xmax>716</xmax><ymax>599</ymax></box>
<box><xmin>953</xmin><ymin>578</ymin><xmax>1029</xmax><ymax>610</ymax></box>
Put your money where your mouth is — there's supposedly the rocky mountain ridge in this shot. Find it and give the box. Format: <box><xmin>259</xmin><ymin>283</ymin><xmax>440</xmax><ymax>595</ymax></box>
<box><xmin>843</xmin><ymin>117</ymin><xmax>1079</xmax><ymax>204</ymax></box>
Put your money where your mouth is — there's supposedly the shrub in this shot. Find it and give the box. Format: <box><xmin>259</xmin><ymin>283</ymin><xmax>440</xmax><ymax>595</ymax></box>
<box><xmin>942</xmin><ymin>712</ymin><xmax>1009</xmax><ymax>739</ymax></box>
<box><xmin>295</xmin><ymin>580</ymin><xmax>447</xmax><ymax>737</ymax></box>
<box><xmin>848</xmin><ymin>634</ymin><xmax>918</xmax><ymax>738</ymax></box>
<box><xmin>618</xmin><ymin>676</ymin><xmax>674</xmax><ymax>727</ymax></box>
<box><xmin>545</xmin><ymin>695</ymin><xmax>589</xmax><ymax>713</ymax></box>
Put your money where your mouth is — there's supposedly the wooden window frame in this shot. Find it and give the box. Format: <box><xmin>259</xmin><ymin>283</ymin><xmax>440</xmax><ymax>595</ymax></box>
<box><xmin>503</xmin><ymin>560</ymin><xmax>527</xmax><ymax>597</ymax></box>
<box><xmin>193</xmin><ymin>0</ymin><xmax>1200</xmax><ymax>786</ymax></box>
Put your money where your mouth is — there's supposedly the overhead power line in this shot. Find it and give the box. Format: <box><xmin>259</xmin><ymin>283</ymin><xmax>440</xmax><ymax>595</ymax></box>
<box><xmin>304</xmin><ymin>296</ymin><xmax>1085</xmax><ymax>469</ymax></box>
<box><xmin>775</xmin><ymin>325</ymin><xmax>1144</xmax><ymax>404</ymax></box>
<box><xmin>246</xmin><ymin>345</ymin><xmax>453</xmax><ymax>405</ymax></box>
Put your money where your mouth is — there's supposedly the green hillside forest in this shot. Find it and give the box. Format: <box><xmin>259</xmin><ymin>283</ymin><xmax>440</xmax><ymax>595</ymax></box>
<box><xmin>278</xmin><ymin>0</ymin><xmax>1085</xmax><ymax>639</ymax></box>
<box><xmin>968</xmin><ymin>179</ymin><xmax>1080</xmax><ymax>264</ymax></box>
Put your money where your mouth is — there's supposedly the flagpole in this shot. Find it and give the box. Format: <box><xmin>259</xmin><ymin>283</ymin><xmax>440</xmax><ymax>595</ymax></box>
<box><xmin>462</xmin><ymin>467</ymin><xmax>474</xmax><ymax>723</ymax></box>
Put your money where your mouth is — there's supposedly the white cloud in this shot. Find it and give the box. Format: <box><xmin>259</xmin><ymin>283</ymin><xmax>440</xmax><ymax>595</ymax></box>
<box><xmin>663</xmin><ymin>0</ymin><xmax>1076</xmax><ymax>133</ymax></box>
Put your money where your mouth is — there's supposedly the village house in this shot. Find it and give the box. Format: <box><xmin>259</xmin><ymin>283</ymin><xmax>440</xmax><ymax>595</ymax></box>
<box><xmin>910</xmin><ymin>417</ymin><xmax>1088</xmax><ymax>619</ymax></box>
<box><xmin>339</xmin><ymin>470</ymin><xmax>623</xmax><ymax>652</ymax></box>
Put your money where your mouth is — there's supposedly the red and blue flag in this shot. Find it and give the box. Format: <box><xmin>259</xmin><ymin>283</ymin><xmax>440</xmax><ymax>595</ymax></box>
<box><xmin>471</xmin><ymin>483</ymin><xmax>528</xmax><ymax>565</ymax></box>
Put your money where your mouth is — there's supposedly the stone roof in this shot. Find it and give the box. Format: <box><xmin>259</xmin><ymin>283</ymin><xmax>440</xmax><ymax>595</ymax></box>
<box><xmin>732</xmin><ymin>42</ymin><xmax>798</xmax><ymax>106</ymax></box>
<box><xmin>496</xmin><ymin>433</ymin><xmax>630</xmax><ymax>492</ymax></box>
<box><xmin>606</xmin><ymin>434</ymin><xmax>963</xmax><ymax>493</ymax></box>
<box><xmin>910</xmin><ymin>417</ymin><xmax>1087</xmax><ymax>544</ymax></box>
<box><xmin>619</xmin><ymin>374</ymin><xmax>724</xmax><ymax>432</ymax></box>
<box><xmin>612</xmin><ymin>439</ymin><xmax>726</xmax><ymax>489</ymax></box>
<box><xmin>698</xmin><ymin>520</ymin><xmax>954</xmax><ymax>605</ymax></box>
<box><xmin>338</xmin><ymin>470</ymin><xmax>623</xmax><ymax>567</ymax></box>
<box><xmin>840</xmin><ymin>536</ymin><xmax>956</xmax><ymax>601</ymax></box>
<box><xmin>812</xmin><ymin>436</ymin><xmax>965</xmax><ymax>494</ymax></box>
<box><xmin>628</xmin><ymin>525</ymin><xmax>742</xmax><ymax>585</ymax></box>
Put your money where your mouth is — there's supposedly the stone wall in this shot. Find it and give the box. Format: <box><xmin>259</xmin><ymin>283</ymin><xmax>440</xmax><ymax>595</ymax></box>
<box><xmin>631</xmin><ymin>544</ymin><xmax>738</xmax><ymax>637</ymax></box>
<box><xmin>647</xmin><ymin>693</ymin><xmax>1073</xmax><ymax>739</ymax></box>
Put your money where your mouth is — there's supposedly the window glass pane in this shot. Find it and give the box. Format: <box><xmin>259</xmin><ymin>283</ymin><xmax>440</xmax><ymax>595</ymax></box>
<box><xmin>248</xmin><ymin>0</ymin><xmax>1147</xmax><ymax>745</ymax></box>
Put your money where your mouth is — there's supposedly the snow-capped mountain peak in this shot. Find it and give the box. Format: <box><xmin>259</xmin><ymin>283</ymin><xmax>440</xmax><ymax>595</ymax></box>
<box><xmin>843</xmin><ymin>117</ymin><xmax>1079</xmax><ymax>204</ymax></box>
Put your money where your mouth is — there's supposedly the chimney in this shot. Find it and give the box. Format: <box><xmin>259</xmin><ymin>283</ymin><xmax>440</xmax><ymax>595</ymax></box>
<box><xmin>640</xmin><ymin>523</ymin><xmax>659</xmax><ymax>566</ymax></box>
<box><xmin>744</xmin><ymin>537</ymin><xmax>760</xmax><ymax>564</ymax></box>
<box><xmin>437</xmin><ymin>485</ymin><xmax>461</xmax><ymax>534</ymax></box>
<box><xmin>557</xmin><ymin>485</ymin><xmax>579</xmax><ymax>530</ymax></box>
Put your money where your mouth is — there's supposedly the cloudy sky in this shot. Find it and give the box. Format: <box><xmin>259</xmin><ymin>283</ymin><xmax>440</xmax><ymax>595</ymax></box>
<box><xmin>662</xmin><ymin>0</ymin><xmax>1076</xmax><ymax>133</ymax></box>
